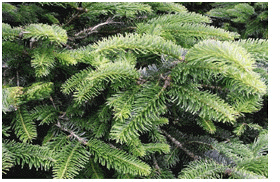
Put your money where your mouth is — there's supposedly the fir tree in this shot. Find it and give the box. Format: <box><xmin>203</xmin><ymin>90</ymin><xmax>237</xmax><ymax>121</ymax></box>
<box><xmin>2</xmin><ymin>2</ymin><xmax>268</xmax><ymax>179</ymax></box>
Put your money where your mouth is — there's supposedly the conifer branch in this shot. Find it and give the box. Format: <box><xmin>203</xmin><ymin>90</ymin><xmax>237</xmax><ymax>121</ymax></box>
<box><xmin>53</xmin><ymin>140</ymin><xmax>90</xmax><ymax>179</ymax></box>
<box><xmin>87</xmin><ymin>139</ymin><xmax>151</xmax><ymax>176</ymax></box>
<box><xmin>12</xmin><ymin>108</ymin><xmax>37</xmax><ymax>143</ymax></box>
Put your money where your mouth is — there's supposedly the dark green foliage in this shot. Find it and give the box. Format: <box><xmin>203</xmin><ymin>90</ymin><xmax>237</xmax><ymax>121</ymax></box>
<box><xmin>2</xmin><ymin>2</ymin><xmax>268</xmax><ymax>179</ymax></box>
<box><xmin>3</xmin><ymin>140</ymin><xmax>56</xmax><ymax>171</ymax></box>
<box><xmin>207</xmin><ymin>2</ymin><xmax>268</xmax><ymax>39</ymax></box>
<box><xmin>52</xmin><ymin>140</ymin><xmax>91</xmax><ymax>179</ymax></box>
<box><xmin>87</xmin><ymin>139</ymin><xmax>151</xmax><ymax>176</ymax></box>
<box><xmin>178</xmin><ymin>131</ymin><xmax>268</xmax><ymax>179</ymax></box>
<box><xmin>12</xmin><ymin>108</ymin><xmax>37</xmax><ymax>143</ymax></box>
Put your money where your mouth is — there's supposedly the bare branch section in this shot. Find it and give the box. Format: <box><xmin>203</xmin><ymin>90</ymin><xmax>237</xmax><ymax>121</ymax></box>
<box><xmin>162</xmin><ymin>75</ymin><xmax>171</xmax><ymax>90</ymax></box>
<box><xmin>160</xmin><ymin>129</ymin><xmax>200</xmax><ymax>160</ymax></box>
<box><xmin>49</xmin><ymin>96</ymin><xmax>88</xmax><ymax>145</ymax></box>
<box><xmin>56</xmin><ymin>121</ymin><xmax>88</xmax><ymax>145</ymax></box>
<box><xmin>16</xmin><ymin>70</ymin><xmax>19</xmax><ymax>86</ymax></box>
<box><xmin>74</xmin><ymin>17</ymin><xmax>123</xmax><ymax>39</ymax></box>
<box><xmin>153</xmin><ymin>155</ymin><xmax>161</xmax><ymax>174</ymax></box>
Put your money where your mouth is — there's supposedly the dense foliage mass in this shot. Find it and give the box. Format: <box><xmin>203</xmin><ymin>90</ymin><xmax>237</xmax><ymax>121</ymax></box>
<box><xmin>2</xmin><ymin>2</ymin><xmax>268</xmax><ymax>179</ymax></box>
<box><xmin>206</xmin><ymin>2</ymin><xmax>268</xmax><ymax>39</ymax></box>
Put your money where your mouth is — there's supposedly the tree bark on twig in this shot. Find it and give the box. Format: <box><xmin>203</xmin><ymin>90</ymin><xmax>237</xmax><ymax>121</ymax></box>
<box><xmin>160</xmin><ymin>129</ymin><xmax>200</xmax><ymax>160</ymax></box>
<box><xmin>16</xmin><ymin>70</ymin><xmax>19</xmax><ymax>86</ymax></box>
<box><xmin>74</xmin><ymin>17</ymin><xmax>123</xmax><ymax>39</ymax></box>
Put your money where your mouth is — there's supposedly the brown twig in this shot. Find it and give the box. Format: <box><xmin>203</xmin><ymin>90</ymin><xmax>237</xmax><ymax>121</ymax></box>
<box><xmin>162</xmin><ymin>75</ymin><xmax>171</xmax><ymax>90</ymax></box>
<box><xmin>74</xmin><ymin>17</ymin><xmax>123</xmax><ymax>39</ymax></box>
<box><xmin>93</xmin><ymin>26</ymin><xmax>137</xmax><ymax>34</ymax></box>
<box><xmin>49</xmin><ymin>96</ymin><xmax>87</xmax><ymax>145</ymax></box>
<box><xmin>3</xmin><ymin>66</ymin><xmax>9</xmax><ymax>85</ymax></box>
<box><xmin>49</xmin><ymin>96</ymin><xmax>57</xmax><ymax>109</ymax></box>
<box><xmin>152</xmin><ymin>155</ymin><xmax>161</xmax><ymax>174</ymax></box>
<box><xmin>137</xmin><ymin>77</ymin><xmax>147</xmax><ymax>85</ymax></box>
<box><xmin>200</xmin><ymin>84</ymin><xmax>228</xmax><ymax>91</ymax></box>
<box><xmin>160</xmin><ymin>129</ymin><xmax>200</xmax><ymax>160</ymax></box>
<box><xmin>16</xmin><ymin>71</ymin><xmax>19</xmax><ymax>86</ymax></box>
<box><xmin>55</xmin><ymin>121</ymin><xmax>88</xmax><ymax>145</ymax></box>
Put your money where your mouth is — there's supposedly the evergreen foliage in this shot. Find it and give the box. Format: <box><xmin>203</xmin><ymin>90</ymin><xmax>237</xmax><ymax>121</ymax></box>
<box><xmin>2</xmin><ymin>2</ymin><xmax>268</xmax><ymax>179</ymax></box>
<box><xmin>206</xmin><ymin>2</ymin><xmax>268</xmax><ymax>39</ymax></box>
<box><xmin>178</xmin><ymin>131</ymin><xmax>268</xmax><ymax>179</ymax></box>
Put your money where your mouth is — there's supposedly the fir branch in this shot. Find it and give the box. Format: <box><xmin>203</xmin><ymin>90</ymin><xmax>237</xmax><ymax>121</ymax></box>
<box><xmin>107</xmin><ymin>85</ymin><xmax>141</xmax><ymax>122</ymax></box>
<box><xmin>23</xmin><ymin>23</ymin><xmax>68</xmax><ymax>45</ymax></box>
<box><xmin>2</xmin><ymin>23</ymin><xmax>22</xmax><ymax>41</ymax></box>
<box><xmin>168</xmin><ymin>83</ymin><xmax>239</xmax><ymax>123</ymax></box>
<box><xmin>54</xmin><ymin>51</ymin><xmax>78</xmax><ymax>65</ymax></box>
<box><xmin>235</xmin><ymin>156</ymin><xmax>268</xmax><ymax>178</ymax></box>
<box><xmin>78</xmin><ymin>33</ymin><xmax>185</xmax><ymax>62</ymax></box>
<box><xmin>2</xmin><ymin>144</ymin><xmax>14</xmax><ymax>174</ymax></box>
<box><xmin>172</xmin><ymin>39</ymin><xmax>267</xmax><ymax>95</ymax></box>
<box><xmin>197</xmin><ymin>118</ymin><xmax>217</xmax><ymax>134</ymax></box>
<box><xmin>230</xmin><ymin>168</ymin><xmax>266</xmax><ymax>179</ymax></box>
<box><xmin>140</xmin><ymin>23</ymin><xmax>239</xmax><ymax>46</ymax></box>
<box><xmin>82</xmin><ymin>2</ymin><xmax>152</xmax><ymax>18</ymax></box>
<box><xmin>12</xmin><ymin>108</ymin><xmax>37</xmax><ymax>143</ymax></box>
<box><xmin>71</xmin><ymin>61</ymin><xmax>139</xmax><ymax>104</ymax></box>
<box><xmin>249</xmin><ymin>130</ymin><xmax>267</xmax><ymax>157</ymax></box>
<box><xmin>110</xmin><ymin>83</ymin><xmax>167</xmax><ymax>143</ymax></box>
<box><xmin>87</xmin><ymin>139</ymin><xmax>151</xmax><ymax>176</ymax></box>
<box><xmin>126</xmin><ymin>136</ymin><xmax>146</xmax><ymax>157</ymax></box>
<box><xmin>21</xmin><ymin>82</ymin><xmax>54</xmax><ymax>102</ymax></box>
<box><xmin>2</xmin><ymin>86</ymin><xmax>23</xmax><ymax>113</ymax></box>
<box><xmin>143</xmin><ymin>12</ymin><xmax>211</xmax><ymax>25</ymax></box>
<box><xmin>32</xmin><ymin>104</ymin><xmax>59</xmax><ymax>125</ymax></box>
<box><xmin>143</xmin><ymin>143</ymin><xmax>170</xmax><ymax>155</ymax></box>
<box><xmin>233</xmin><ymin>123</ymin><xmax>248</xmax><ymax>136</ymax></box>
<box><xmin>4</xmin><ymin>140</ymin><xmax>56</xmax><ymax>171</ymax></box>
<box><xmin>234</xmin><ymin>39</ymin><xmax>268</xmax><ymax>60</ymax></box>
<box><xmin>61</xmin><ymin>67</ymin><xmax>94</xmax><ymax>95</ymax></box>
<box><xmin>53</xmin><ymin>140</ymin><xmax>90</xmax><ymax>179</ymax></box>
<box><xmin>144</xmin><ymin>2</ymin><xmax>187</xmax><ymax>13</ymax></box>
<box><xmin>214</xmin><ymin>139</ymin><xmax>255</xmax><ymax>162</ymax></box>
<box><xmin>31</xmin><ymin>48</ymin><xmax>56</xmax><ymax>77</ymax></box>
<box><xmin>189</xmin><ymin>40</ymin><xmax>255</xmax><ymax>72</ymax></box>
<box><xmin>90</xmin><ymin>104</ymin><xmax>112</xmax><ymax>138</ymax></box>
<box><xmin>178</xmin><ymin>159</ymin><xmax>228</xmax><ymax>179</ymax></box>
<box><xmin>76</xmin><ymin>157</ymin><xmax>104</xmax><ymax>179</ymax></box>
